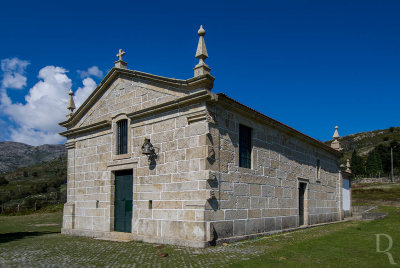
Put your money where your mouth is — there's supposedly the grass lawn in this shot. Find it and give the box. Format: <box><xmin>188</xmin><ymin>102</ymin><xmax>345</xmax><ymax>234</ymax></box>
<box><xmin>231</xmin><ymin>206</ymin><xmax>400</xmax><ymax>267</ymax></box>
<box><xmin>1</xmin><ymin>207</ymin><xmax>400</xmax><ymax>267</ymax></box>
<box><xmin>352</xmin><ymin>183</ymin><xmax>400</xmax><ymax>205</ymax></box>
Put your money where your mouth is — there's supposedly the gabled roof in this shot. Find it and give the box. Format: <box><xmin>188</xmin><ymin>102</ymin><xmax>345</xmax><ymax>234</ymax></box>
<box><xmin>59</xmin><ymin>67</ymin><xmax>215</xmax><ymax>129</ymax></box>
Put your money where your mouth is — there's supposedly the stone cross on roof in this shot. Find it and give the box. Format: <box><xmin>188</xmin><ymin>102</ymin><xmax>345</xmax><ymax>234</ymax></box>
<box><xmin>117</xmin><ymin>49</ymin><xmax>125</xmax><ymax>61</ymax></box>
<box><xmin>114</xmin><ymin>49</ymin><xmax>127</xmax><ymax>69</ymax></box>
<box><xmin>193</xmin><ymin>25</ymin><xmax>211</xmax><ymax>77</ymax></box>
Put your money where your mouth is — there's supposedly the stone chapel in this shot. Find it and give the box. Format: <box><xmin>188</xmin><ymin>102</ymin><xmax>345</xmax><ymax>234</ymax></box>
<box><xmin>60</xmin><ymin>26</ymin><xmax>352</xmax><ymax>247</ymax></box>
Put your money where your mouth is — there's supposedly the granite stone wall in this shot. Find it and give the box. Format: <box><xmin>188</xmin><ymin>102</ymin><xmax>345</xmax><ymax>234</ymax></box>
<box><xmin>63</xmin><ymin>94</ymin><xmax>214</xmax><ymax>247</ymax></box>
<box><xmin>62</xmin><ymin>76</ymin><xmax>343</xmax><ymax>247</ymax></box>
<box><xmin>205</xmin><ymin>104</ymin><xmax>341</xmax><ymax>242</ymax></box>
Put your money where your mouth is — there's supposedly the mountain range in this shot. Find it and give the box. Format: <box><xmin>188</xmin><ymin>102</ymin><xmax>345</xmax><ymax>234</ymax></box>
<box><xmin>0</xmin><ymin>141</ymin><xmax>66</xmax><ymax>174</ymax></box>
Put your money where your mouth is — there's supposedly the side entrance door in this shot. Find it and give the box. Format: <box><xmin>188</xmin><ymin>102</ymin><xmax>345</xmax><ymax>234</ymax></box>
<box><xmin>114</xmin><ymin>169</ymin><xmax>133</xmax><ymax>233</ymax></box>
<box><xmin>299</xmin><ymin>182</ymin><xmax>307</xmax><ymax>226</ymax></box>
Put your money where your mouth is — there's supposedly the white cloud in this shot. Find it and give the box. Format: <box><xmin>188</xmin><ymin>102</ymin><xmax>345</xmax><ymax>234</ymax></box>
<box><xmin>75</xmin><ymin>77</ymin><xmax>96</xmax><ymax>108</ymax></box>
<box><xmin>3</xmin><ymin>66</ymin><xmax>71</xmax><ymax>134</ymax></box>
<box><xmin>1</xmin><ymin>58</ymin><xmax>30</xmax><ymax>89</ymax></box>
<box><xmin>77</xmin><ymin>66</ymin><xmax>103</xmax><ymax>79</ymax></box>
<box><xmin>0</xmin><ymin>58</ymin><xmax>98</xmax><ymax>146</ymax></box>
<box><xmin>1</xmin><ymin>65</ymin><xmax>71</xmax><ymax>145</ymax></box>
<box><xmin>0</xmin><ymin>118</ymin><xmax>9</xmax><ymax>141</ymax></box>
<box><xmin>9</xmin><ymin>126</ymin><xmax>65</xmax><ymax>145</ymax></box>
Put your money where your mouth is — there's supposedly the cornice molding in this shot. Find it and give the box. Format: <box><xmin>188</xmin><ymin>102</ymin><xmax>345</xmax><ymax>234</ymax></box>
<box><xmin>60</xmin><ymin>120</ymin><xmax>111</xmax><ymax>138</ymax></box>
<box><xmin>65</xmin><ymin>141</ymin><xmax>76</xmax><ymax>149</ymax></box>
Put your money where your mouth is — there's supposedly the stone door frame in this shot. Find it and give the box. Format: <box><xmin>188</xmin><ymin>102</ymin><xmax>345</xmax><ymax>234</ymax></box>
<box><xmin>298</xmin><ymin>178</ymin><xmax>309</xmax><ymax>226</ymax></box>
<box><xmin>107</xmin><ymin>161</ymin><xmax>137</xmax><ymax>233</ymax></box>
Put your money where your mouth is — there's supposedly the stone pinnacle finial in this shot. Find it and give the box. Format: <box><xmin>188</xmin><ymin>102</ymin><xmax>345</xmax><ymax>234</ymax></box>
<box><xmin>193</xmin><ymin>25</ymin><xmax>210</xmax><ymax>77</ymax></box>
<box><xmin>67</xmin><ymin>89</ymin><xmax>76</xmax><ymax>119</ymax></box>
<box><xmin>346</xmin><ymin>159</ymin><xmax>351</xmax><ymax>173</ymax></box>
<box><xmin>333</xmin><ymin>126</ymin><xmax>340</xmax><ymax>139</ymax></box>
<box><xmin>331</xmin><ymin>125</ymin><xmax>342</xmax><ymax>150</ymax></box>
<box><xmin>114</xmin><ymin>49</ymin><xmax>127</xmax><ymax>69</ymax></box>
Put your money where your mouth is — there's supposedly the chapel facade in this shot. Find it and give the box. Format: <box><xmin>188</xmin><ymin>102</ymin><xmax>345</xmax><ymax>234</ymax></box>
<box><xmin>60</xmin><ymin>26</ymin><xmax>352</xmax><ymax>247</ymax></box>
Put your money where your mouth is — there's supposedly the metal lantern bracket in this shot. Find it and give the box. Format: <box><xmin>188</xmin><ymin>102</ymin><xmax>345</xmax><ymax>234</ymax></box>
<box><xmin>141</xmin><ymin>138</ymin><xmax>158</xmax><ymax>163</ymax></box>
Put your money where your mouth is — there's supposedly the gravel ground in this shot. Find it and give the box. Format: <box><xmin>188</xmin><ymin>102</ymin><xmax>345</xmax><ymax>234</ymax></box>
<box><xmin>0</xmin><ymin>233</ymin><xmax>266</xmax><ymax>268</ymax></box>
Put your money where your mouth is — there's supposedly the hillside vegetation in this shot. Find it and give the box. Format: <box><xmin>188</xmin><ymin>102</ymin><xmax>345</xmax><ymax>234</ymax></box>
<box><xmin>327</xmin><ymin>126</ymin><xmax>400</xmax><ymax>178</ymax></box>
<box><xmin>0</xmin><ymin>157</ymin><xmax>67</xmax><ymax>214</ymax></box>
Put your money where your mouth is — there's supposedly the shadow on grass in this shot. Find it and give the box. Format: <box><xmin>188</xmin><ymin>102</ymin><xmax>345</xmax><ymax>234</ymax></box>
<box><xmin>0</xmin><ymin>231</ymin><xmax>59</xmax><ymax>243</ymax></box>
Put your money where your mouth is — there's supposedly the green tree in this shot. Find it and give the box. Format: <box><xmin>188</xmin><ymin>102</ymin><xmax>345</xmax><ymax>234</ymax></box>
<box><xmin>374</xmin><ymin>144</ymin><xmax>391</xmax><ymax>175</ymax></box>
<box><xmin>366</xmin><ymin>150</ymin><xmax>383</xmax><ymax>177</ymax></box>
<box><xmin>351</xmin><ymin>150</ymin><xmax>364</xmax><ymax>177</ymax></box>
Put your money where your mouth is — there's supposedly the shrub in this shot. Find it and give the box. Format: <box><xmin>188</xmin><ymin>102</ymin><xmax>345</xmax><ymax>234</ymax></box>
<box><xmin>0</xmin><ymin>176</ymin><xmax>9</xmax><ymax>186</ymax></box>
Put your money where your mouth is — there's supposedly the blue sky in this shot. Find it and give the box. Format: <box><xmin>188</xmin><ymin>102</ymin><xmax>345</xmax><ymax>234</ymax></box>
<box><xmin>0</xmin><ymin>0</ymin><xmax>399</xmax><ymax>145</ymax></box>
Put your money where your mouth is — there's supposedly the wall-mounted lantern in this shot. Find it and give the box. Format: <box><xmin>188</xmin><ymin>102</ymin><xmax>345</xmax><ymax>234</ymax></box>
<box><xmin>141</xmin><ymin>138</ymin><xmax>157</xmax><ymax>163</ymax></box>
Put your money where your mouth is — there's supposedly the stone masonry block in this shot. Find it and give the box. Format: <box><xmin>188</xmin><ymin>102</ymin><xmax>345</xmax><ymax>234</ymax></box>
<box><xmin>152</xmin><ymin>201</ymin><xmax>182</xmax><ymax>209</ymax></box>
<box><xmin>246</xmin><ymin>218</ymin><xmax>264</xmax><ymax>235</ymax></box>
<box><xmin>236</xmin><ymin>196</ymin><xmax>250</xmax><ymax>209</ymax></box>
<box><xmin>225</xmin><ymin>209</ymin><xmax>247</xmax><ymax>220</ymax></box>
<box><xmin>233</xmin><ymin>220</ymin><xmax>246</xmax><ymax>236</ymax></box>
<box><xmin>234</xmin><ymin>184</ymin><xmax>249</xmax><ymax>196</ymax></box>
<box><xmin>164</xmin><ymin>181</ymin><xmax>198</xmax><ymax>192</ymax></box>
<box><xmin>250</xmin><ymin>184</ymin><xmax>261</xmax><ymax>196</ymax></box>
<box><xmin>248</xmin><ymin>209</ymin><xmax>261</xmax><ymax>218</ymax></box>
<box><xmin>262</xmin><ymin>185</ymin><xmax>275</xmax><ymax>197</ymax></box>
<box><xmin>186</xmin><ymin>146</ymin><xmax>206</xmax><ymax>160</ymax></box>
<box><xmin>211</xmin><ymin>221</ymin><xmax>233</xmax><ymax>239</ymax></box>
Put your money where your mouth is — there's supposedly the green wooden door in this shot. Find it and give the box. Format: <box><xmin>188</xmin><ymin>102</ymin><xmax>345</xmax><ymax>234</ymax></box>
<box><xmin>114</xmin><ymin>170</ymin><xmax>133</xmax><ymax>233</ymax></box>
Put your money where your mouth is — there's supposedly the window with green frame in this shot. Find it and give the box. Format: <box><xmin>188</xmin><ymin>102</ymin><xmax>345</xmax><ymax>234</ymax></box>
<box><xmin>239</xmin><ymin>124</ymin><xmax>252</xmax><ymax>168</ymax></box>
<box><xmin>117</xmin><ymin>119</ymin><xmax>128</xmax><ymax>154</ymax></box>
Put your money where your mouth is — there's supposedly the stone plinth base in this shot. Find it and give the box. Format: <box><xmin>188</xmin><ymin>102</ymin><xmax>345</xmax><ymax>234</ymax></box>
<box><xmin>61</xmin><ymin>228</ymin><xmax>208</xmax><ymax>248</ymax></box>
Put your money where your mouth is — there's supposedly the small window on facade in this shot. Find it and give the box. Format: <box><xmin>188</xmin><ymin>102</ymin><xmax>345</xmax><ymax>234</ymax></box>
<box><xmin>117</xmin><ymin>119</ymin><xmax>128</xmax><ymax>154</ymax></box>
<box><xmin>239</xmin><ymin>124</ymin><xmax>252</xmax><ymax>169</ymax></box>
<box><xmin>316</xmin><ymin>159</ymin><xmax>321</xmax><ymax>180</ymax></box>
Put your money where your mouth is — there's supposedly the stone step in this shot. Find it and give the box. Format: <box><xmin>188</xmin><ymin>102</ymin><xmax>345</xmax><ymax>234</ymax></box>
<box><xmin>95</xmin><ymin>231</ymin><xmax>136</xmax><ymax>242</ymax></box>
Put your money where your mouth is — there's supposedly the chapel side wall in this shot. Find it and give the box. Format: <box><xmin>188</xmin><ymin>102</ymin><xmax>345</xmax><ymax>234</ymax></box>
<box><xmin>129</xmin><ymin>102</ymin><xmax>212</xmax><ymax>247</ymax></box>
<box><xmin>205</xmin><ymin>104</ymin><xmax>341</xmax><ymax>240</ymax></box>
